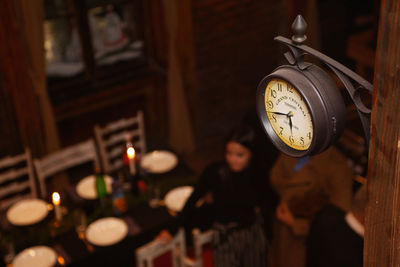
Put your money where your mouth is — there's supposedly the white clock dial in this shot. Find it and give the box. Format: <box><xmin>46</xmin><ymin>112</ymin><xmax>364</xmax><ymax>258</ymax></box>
<box><xmin>264</xmin><ymin>79</ymin><xmax>313</xmax><ymax>150</ymax></box>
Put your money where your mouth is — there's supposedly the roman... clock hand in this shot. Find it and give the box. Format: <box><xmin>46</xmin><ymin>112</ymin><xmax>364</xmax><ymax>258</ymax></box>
<box><xmin>287</xmin><ymin>111</ymin><xmax>294</xmax><ymax>135</ymax></box>
<box><xmin>267</xmin><ymin>111</ymin><xmax>287</xmax><ymax>116</ymax></box>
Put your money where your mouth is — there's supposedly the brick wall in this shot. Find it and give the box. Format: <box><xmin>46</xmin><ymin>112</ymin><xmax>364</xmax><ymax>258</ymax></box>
<box><xmin>189</xmin><ymin>0</ymin><xmax>286</xmax><ymax>147</ymax></box>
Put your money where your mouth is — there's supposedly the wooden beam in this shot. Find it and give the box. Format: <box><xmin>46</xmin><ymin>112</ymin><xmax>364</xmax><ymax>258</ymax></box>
<box><xmin>163</xmin><ymin>0</ymin><xmax>196</xmax><ymax>154</ymax></box>
<box><xmin>0</xmin><ymin>0</ymin><xmax>46</xmax><ymax>156</ymax></box>
<box><xmin>364</xmin><ymin>0</ymin><xmax>400</xmax><ymax>266</ymax></box>
<box><xmin>0</xmin><ymin>84</ymin><xmax>21</xmax><ymax>157</ymax></box>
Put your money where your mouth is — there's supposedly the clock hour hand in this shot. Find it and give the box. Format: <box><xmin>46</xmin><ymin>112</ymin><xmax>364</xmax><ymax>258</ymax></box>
<box><xmin>267</xmin><ymin>111</ymin><xmax>287</xmax><ymax>116</ymax></box>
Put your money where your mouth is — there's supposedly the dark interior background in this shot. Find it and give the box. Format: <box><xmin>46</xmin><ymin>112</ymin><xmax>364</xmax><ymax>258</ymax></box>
<box><xmin>0</xmin><ymin>0</ymin><xmax>378</xmax><ymax>173</ymax></box>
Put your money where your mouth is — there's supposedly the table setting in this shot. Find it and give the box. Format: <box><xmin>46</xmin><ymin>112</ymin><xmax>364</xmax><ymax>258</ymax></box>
<box><xmin>12</xmin><ymin>246</ymin><xmax>58</xmax><ymax>267</ymax></box>
<box><xmin>1</xmin><ymin>196</ymin><xmax>69</xmax><ymax>267</ymax></box>
<box><xmin>139</xmin><ymin>150</ymin><xmax>180</xmax><ymax>208</ymax></box>
<box><xmin>6</xmin><ymin>199</ymin><xmax>50</xmax><ymax>227</ymax></box>
<box><xmin>85</xmin><ymin>217</ymin><xmax>128</xmax><ymax>247</ymax></box>
<box><xmin>0</xmin><ymin>143</ymin><xmax>196</xmax><ymax>267</ymax></box>
<box><xmin>140</xmin><ymin>150</ymin><xmax>178</xmax><ymax>174</ymax></box>
<box><xmin>163</xmin><ymin>186</ymin><xmax>194</xmax><ymax>216</ymax></box>
<box><xmin>1</xmin><ymin>192</ymin><xmax>170</xmax><ymax>266</ymax></box>
<box><xmin>75</xmin><ymin>175</ymin><xmax>113</xmax><ymax>200</ymax></box>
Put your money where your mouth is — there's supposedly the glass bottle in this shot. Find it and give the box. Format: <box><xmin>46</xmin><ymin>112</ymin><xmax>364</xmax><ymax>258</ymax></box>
<box><xmin>95</xmin><ymin>167</ymin><xmax>107</xmax><ymax>199</ymax></box>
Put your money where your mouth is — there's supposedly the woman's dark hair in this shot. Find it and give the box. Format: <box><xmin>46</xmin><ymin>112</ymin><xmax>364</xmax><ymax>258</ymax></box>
<box><xmin>225</xmin><ymin>124</ymin><xmax>257</xmax><ymax>153</ymax></box>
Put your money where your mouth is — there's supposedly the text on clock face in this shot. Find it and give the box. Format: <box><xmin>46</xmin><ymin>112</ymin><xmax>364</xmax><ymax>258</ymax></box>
<box><xmin>273</xmin><ymin>95</ymin><xmax>308</xmax><ymax>117</ymax></box>
<box><xmin>264</xmin><ymin>79</ymin><xmax>313</xmax><ymax>150</ymax></box>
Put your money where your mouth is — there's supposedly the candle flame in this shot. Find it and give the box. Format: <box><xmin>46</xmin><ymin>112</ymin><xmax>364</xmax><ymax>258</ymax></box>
<box><xmin>52</xmin><ymin>192</ymin><xmax>60</xmax><ymax>205</ymax></box>
<box><xmin>127</xmin><ymin>147</ymin><xmax>135</xmax><ymax>159</ymax></box>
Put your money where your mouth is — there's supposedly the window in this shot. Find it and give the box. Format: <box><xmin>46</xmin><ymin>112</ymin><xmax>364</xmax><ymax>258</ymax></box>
<box><xmin>43</xmin><ymin>0</ymin><xmax>147</xmax><ymax>99</ymax></box>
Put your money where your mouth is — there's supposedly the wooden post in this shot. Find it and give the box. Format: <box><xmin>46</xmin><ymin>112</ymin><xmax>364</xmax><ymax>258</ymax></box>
<box><xmin>0</xmin><ymin>0</ymin><xmax>47</xmax><ymax>156</ymax></box>
<box><xmin>163</xmin><ymin>0</ymin><xmax>196</xmax><ymax>154</ymax></box>
<box><xmin>364</xmin><ymin>0</ymin><xmax>400</xmax><ymax>266</ymax></box>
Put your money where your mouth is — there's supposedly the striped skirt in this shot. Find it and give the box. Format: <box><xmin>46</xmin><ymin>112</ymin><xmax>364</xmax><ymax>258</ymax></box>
<box><xmin>212</xmin><ymin>215</ymin><xmax>268</xmax><ymax>267</ymax></box>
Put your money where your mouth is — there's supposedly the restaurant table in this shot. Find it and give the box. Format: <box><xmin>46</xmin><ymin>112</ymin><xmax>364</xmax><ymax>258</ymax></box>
<box><xmin>1</xmin><ymin>198</ymin><xmax>180</xmax><ymax>267</ymax></box>
<box><xmin>52</xmin><ymin>204</ymin><xmax>178</xmax><ymax>267</ymax></box>
<box><xmin>0</xmin><ymin>159</ymin><xmax>199</xmax><ymax>267</ymax></box>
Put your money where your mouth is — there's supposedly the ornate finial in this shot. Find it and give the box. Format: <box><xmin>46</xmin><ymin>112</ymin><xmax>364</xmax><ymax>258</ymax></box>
<box><xmin>291</xmin><ymin>15</ymin><xmax>307</xmax><ymax>44</ymax></box>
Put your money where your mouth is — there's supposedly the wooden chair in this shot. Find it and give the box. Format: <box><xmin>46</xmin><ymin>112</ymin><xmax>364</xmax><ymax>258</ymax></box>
<box><xmin>186</xmin><ymin>228</ymin><xmax>214</xmax><ymax>267</ymax></box>
<box><xmin>135</xmin><ymin>228</ymin><xmax>186</xmax><ymax>267</ymax></box>
<box><xmin>34</xmin><ymin>139</ymin><xmax>100</xmax><ymax>198</ymax></box>
<box><xmin>0</xmin><ymin>148</ymin><xmax>37</xmax><ymax>210</ymax></box>
<box><xmin>94</xmin><ymin>110</ymin><xmax>146</xmax><ymax>174</ymax></box>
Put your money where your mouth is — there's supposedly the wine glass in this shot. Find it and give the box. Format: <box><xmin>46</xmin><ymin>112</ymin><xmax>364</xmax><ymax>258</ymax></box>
<box><xmin>72</xmin><ymin>209</ymin><xmax>94</xmax><ymax>252</ymax></box>
<box><xmin>148</xmin><ymin>186</ymin><xmax>161</xmax><ymax>208</ymax></box>
<box><xmin>72</xmin><ymin>209</ymin><xmax>87</xmax><ymax>239</ymax></box>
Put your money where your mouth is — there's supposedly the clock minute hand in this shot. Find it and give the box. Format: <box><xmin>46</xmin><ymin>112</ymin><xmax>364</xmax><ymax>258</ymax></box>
<box><xmin>288</xmin><ymin>116</ymin><xmax>293</xmax><ymax>135</ymax></box>
<box><xmin>267</xmin><ymin>111</ymin><xmax>293</xmax><ymax>133</ymax></box>
<box><xmin>287</xmin><ymin>111</ymin><xmax>294</xmax><ymax>135</ymax></box>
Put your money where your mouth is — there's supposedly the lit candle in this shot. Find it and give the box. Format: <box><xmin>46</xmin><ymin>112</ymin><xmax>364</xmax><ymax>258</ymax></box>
<box><xmin>127</xmin><ymin>146</ymin><xmax>136</xmax><ymax>175</ymax></box>
<box><xmin>52</xmin><ymin>192</ymin><xmax>62</xmax><ymax>221</ymax></box>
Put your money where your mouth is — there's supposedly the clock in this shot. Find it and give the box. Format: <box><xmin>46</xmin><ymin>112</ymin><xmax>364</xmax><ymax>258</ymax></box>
<box><xmin>256</xmin><ymin>64</ymin><xmax>346</xmax><ymax>157</ymax></box>
<box><xmin>256</xmin><ymin>15</ymin><xmax>372</xmax><ymax>157</ymax></box>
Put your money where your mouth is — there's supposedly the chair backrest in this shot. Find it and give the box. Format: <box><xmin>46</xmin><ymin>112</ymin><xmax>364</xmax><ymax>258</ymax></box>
<box><xmin>0</xmin><ymin>148</ymin><xmax>37</xmax><ymax>210</ymax></box>
<box><xmin>34</xmin><ymin>139</ymin><xmax>100</xmax><ymax>198</ymax></box>
<box><xmin>191</xmin><ymin>228</ymin><xmax>214</xmax><ymax>267</ymax></box>
<box><xmin>94</xmin><ymin>110</ymin><xmax>146</xmax><ymax>174</ymax></box>
<box><xmin>136</xmin><ymin>228</ymin><xmax>186</xmax><ymax>267</ymax></box>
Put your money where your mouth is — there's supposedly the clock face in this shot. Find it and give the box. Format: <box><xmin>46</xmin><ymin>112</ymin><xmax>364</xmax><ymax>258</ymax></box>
<box><xmin>264</xmin><ymin>78</ymin><xmax>313</xmax><ymax>150</ymax></box>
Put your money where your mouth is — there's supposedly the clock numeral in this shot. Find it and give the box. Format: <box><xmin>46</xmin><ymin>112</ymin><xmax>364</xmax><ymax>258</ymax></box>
<box><xmin>287</xmin><ymin>84</ymin><xmax>294</xmax><ymax>93</ymax></box>
<box><xmin>300</xmin><ymin>137</ymin><xmax>304</xmax><ymax>145</ymax></box>
<box><xmin>272</xmin><ymin>114</ymin><xmax>277</xmax><ymax>122</ymax></box>
<box><xmin>271</xmin><ymin>90</ymin><xmax>277</xmax><ymax>98</ymax></box>
<box><xmin>307</xmin><ymin>132</ymin><xmax>312</xmax><ymax>140</ymax></box>
<box><xmin>277</xmin><ymin>83</ymin><xmax>282</xmax><ymax>92</ymax></box>
<box><xmin>267</xmin><ymin>101</ymin><xmax>274</xmax><ymax>109</ymax></box>
<box><xmin>289</xmin><ymin>135</ymin><xmax>294</xmax><ymax>144</ymax></box>
<box><xmin>279</xmin><ymin>127</ymin><xmax>283</xmax><ymax>135</ymax></box>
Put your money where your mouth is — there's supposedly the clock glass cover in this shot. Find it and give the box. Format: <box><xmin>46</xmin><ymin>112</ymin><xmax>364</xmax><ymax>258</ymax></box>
<box><xmin>264</xmin><ymin>78</ymin><xmax>313</xmax><ymax>150</ymax></box>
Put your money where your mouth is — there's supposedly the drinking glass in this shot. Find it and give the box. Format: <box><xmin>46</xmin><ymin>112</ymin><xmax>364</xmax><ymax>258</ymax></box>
<box><xmin>148</xmin><ymin>184</ymin><xmax>161</xmax><ymax>208</ymax></box>
<box><xmin>72</xmin><ymin>209</ymin><xmax>87</xmax><ymax>239</ymax></box>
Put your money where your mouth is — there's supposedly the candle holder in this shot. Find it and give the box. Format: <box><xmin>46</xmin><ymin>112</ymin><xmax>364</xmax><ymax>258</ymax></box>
<box><xmin>127</xmin><ymin>146</ymin><xmax>136</xmax><ymax>175</ymax></box>
<box><xmin>52</xmin><ymin>192</ymin><xmax>62</xmax><ymax>222</ymax></box>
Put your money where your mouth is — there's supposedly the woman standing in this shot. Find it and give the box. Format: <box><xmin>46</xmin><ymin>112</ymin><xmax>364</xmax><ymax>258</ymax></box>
<box><xmin>158</xmin><ymin>124</ymin><xmax>278</xmax><ymax>267</ymax></box>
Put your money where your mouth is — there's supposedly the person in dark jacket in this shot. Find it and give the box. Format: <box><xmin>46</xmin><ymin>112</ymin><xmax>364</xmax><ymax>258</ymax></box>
<box><xmin>306</xmin><ymin>184</ymin><xmax>367</xmax><ymax>267</ymax></box>
<box><xmin>158</xmin><ymin>124</ymin><xmax>278</xmax><ymax>267</ymax></box>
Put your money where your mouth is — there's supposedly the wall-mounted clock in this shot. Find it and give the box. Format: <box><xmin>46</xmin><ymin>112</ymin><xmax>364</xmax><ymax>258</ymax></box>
<box><xmin>256</xmin><ymin>15</ymin><xmax>372</xmax><ymax>157</ymax></box>
<box><xmin>257</xmin><ymin>64</ymin><xmax>345</xmax><ymax>157</ymax></box>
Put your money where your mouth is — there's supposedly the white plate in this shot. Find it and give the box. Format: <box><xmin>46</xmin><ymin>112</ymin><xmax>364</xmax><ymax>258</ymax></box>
<box><xmin>75</xmin><ymin>175</ymin><xmax>113</xmax><ymax>200</ymax></box>
<box><xmin>164</xmin><ymin>186</ymin><xmax>194</xmax><ymax>212</ymax></box>
<box><xmin>6</xmin><ymin>199</ymin><xmax>49</xmax><ymax>226</ymax></box>
<box><xmin>86</xmin><ymin>217</ymin><xmax>128</xmax><ymax>246</ymax></box>
<box><xmin>12</xmin><ymin>246</ymin><xmax>56</xmax><ymax>267</ymax></box>
<box><xmin>140</xmin><ymin>150</ymin><xmax>178</xmax><ymax>174</ymax></box>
